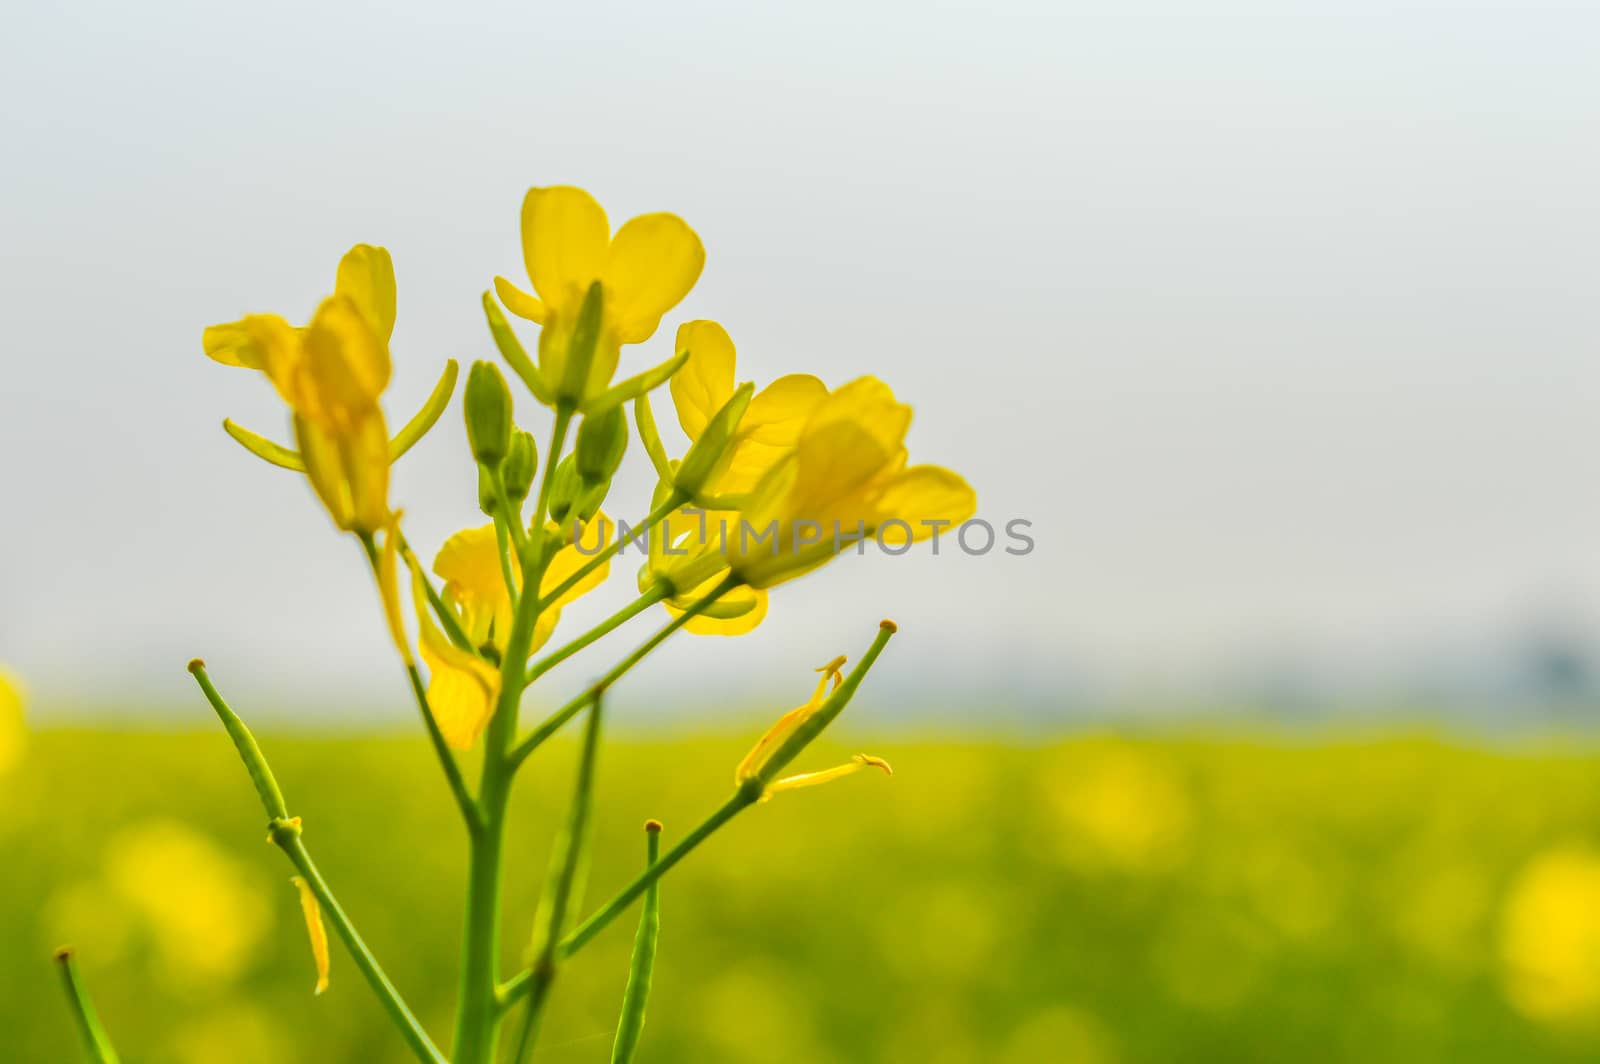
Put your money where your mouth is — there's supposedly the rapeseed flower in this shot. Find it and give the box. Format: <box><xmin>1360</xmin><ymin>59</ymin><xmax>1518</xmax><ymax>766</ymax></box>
<box><xmin>494</xmin><ymin>186</ymin><xmax>703</xmax><ymax>408</ymax></box>
<box><xmin>203</xmin><ymin>245</ymin><xmax>397</xmax><ymax>532</ymax></box>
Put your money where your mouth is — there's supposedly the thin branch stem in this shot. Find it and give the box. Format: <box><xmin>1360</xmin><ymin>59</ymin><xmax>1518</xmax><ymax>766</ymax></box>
<box><xmin>405</xmin><ymin>663</ymin><xmax>484</xmax><ymax>833</ymax></box>
<box><xmin>452</xmin><ymin>403</ymin><xmax>572</xmax><ymax>1064</ymax></box>
<box><xmin>506</xmin><ymin>575</ymin><xmax>737</xmax><ymax>771</ymax></box>
<box><xmin>535</xmin><ymin>492</ymin><xmax>684</xmax><ymax>614</ymax></box>
<box><xmin>523</xmin><ymin>583</ymin><xmax>669</xmax><ymax>689</ymax></box>
<box><xmin>187</xmin><ymin>663</ymin><xmax>445</xmax><ymax>1064</ymax></box>
<box><xmin>508</xmin><ymin>698</ymin><xmax>606</xmax><ymax>1064</ymax></box>
<box><xmin>53</xmin><ymin>948</ymin><xmax>120</xmax><ymax>1064</ymax></box>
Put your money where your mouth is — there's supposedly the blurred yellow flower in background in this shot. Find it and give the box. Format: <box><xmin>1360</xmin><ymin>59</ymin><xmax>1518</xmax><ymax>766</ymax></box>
<box><xmin>0</xmin><ymin>666</ymin><xmax>27</xmax><ymax>776</ymax></box>
<box><xmin>1040</xmin><ymin>743</ymin><xmax>1192</xmax><ymax>874</ymax></box>
<box><xmin>494</xmin><ymin>185</ymin><xmax>704</xmax><ymax>406</ymax></box>
<box><xmin>46</xmin><ymin>820</ymin><xmax>272</xmax><ymax>992</ymax></box>
<box><xmin>1501</xmin><ymin>844</ymin><xmax>1600</xmax><ymax>1025</ymax></box>
<box><xmin>203</xmin><ymin>245</ymin><xmax>397</xmax><ymax>532</ymax></box>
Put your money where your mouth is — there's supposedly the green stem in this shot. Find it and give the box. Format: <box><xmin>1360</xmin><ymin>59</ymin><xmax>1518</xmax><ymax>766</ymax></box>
<box><xmin>272</xmin><ymin>822</ymin><xmax>447</xmax><ymax>1064</ymax></box>
<box><xmin>493</xmin><ymin>515</ymin><xmax>520</xmax><ymax>608</ymax></box>
<box><xmin>536</xmin><ymin>493</ymin><xmax>684</xmax><ymax>614</ymax></box>
<box><xmin>493</xmin><ymin>466</ymin><xmax>530</xmax><ymax>561</ymax></box>
<box><xmin>187</xmin><ymin>664</ymin><xmax>444</xmax><ymax>1064</ymax></box>
<box><xmin>53</xmin><ymin>948</ymin><xmax>120</xmax><ymax>1064</ymax></box>
<box><xmin>354</xmin><ymin>538</ymin><xmax>482</xmax><ymax>832</ymax></box>
<box><xmin>507</xmin><ymin>575</ymin><xmax>737</xmax><ymax>770</ymax></box>
<box><xmin>397</xmin><ymin>531</ymin><xmax>477</xmax><ymax>652</ymax></box>
<box><xmin>524</xmin><ymin>583</ymin><xmax>669</xmax><ymax>689</ymax></box>
<box><xmin>406</xmin><ymin>663</ymin><xmax>484</xmax><ymax>833</ymax></box>
<box><xmin>499</xmin><ymin>790</ymin><xmax>753</xmax><ymax>1010</ymax></box>
<box><xmin>452</xmin><ymin>405</ymin><xmax>572</xmax><ymax>1064</ymax></box>
<box><xmin>562</xmin><ymin>790</ymin><xmax>753</xmax><ymax>960</ymax></box>
<box><xmin>509</xmin><ymin>698</ymin><xmax>606</xmax><ymax>1064</ymax></box>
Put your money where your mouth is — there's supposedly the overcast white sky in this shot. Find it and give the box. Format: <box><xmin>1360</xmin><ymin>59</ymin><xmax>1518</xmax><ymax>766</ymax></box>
<box><xmin>2</xmin><ymin>1</ymin><xmax>1598</xmax><ymax>725</ymax></box>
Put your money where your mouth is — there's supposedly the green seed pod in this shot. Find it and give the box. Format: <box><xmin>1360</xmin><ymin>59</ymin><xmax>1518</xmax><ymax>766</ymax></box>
<box><xmin>576</xmin><ymin>406</ymin><xmax>628</xmax><ymax>486</ymax></box>
<box><xmin>464</xmin><ymin>360</ymin><xmax>513</xmax><ymax>467</ymax></box>
<box><xmin>503</xmin><ymin>430</ymin><xmax>538</xmax><ymax>505</ymax></box>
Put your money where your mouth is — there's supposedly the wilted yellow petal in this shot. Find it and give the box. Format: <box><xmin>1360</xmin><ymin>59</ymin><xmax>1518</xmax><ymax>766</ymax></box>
<box><xmin>378</xmin><ymin>514</ymin><xmax>412</xmax><ymax>666</ymax></box>
<box><xmin>334</xmin><ymin>243</ymin><xmax>397</xmax><ymax>342</ymax></box>
<box><xmin>411</xmin><ymin>567</ymin><xmax>501</xmax><ymax>749</ymax></box>
<box><xmin>668</xmin><ymin>320</ymin><xmax>737</xmax><ymax>442</ymax></box>
<box><xmin>493</xmin><ymin>276</ymin><xmax>549</xmax><ymax>324</ymax></box>
<box><xmin>605</xmin><ymin>213</ymin><xmax>705</xmax><ymax>344</ymax></box>
<box><xmin>735</xmin><ymin>657</ymin><xmax>845</xmax><ymax>782</ymax></box>
<box><xmin>289</xmin><ymin>876</ymin><xmax>329</xmax><ymax>995</ymax></box>
<box><xmin>767</xmin><ymin>754</ymin><xmax>893</xmax><ymax>798</ymax></box>
<box><xmin>521</xmin><ymin>186</ymin><xmax>610</xmax><ymax>317</ymax></box>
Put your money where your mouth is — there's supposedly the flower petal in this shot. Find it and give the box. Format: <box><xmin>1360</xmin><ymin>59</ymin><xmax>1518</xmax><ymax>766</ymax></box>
<box><xmin>521</xmin><ymin>186</ymin><xmax>610</xmax><ymax>317</ymax></box>
<box><xmin>669</xmin><ymin>320</ymin><xmax>737</xmax><ymax>442</ymax></box>
<box><xmin>605</xmin><ymin>213</ymin><xmax>705</xmax><ymax>344</ymax></box>
<box><xmin>493</xmin><ymin>276</ymin><xmax>549</xmax><ymax>325</ymax></box>
<box><xmin>379</xmin><ymin>514</ymin><xmax>413</xmax><ymax>666</ymax></box>
<box><xmin>670</xmin><ymin>584</ymin><xmax>768</xmax><ymax>636</ymax></box>
<box><xmin>712</xmin><ymin>373</ymin><xmax>828</xmax><ymax>496</ymax></box>
<box><xmin>869</xmin><ymin>466</ymin><xmax>978</xmax><ymax>549</ymax></box>
<box><xmin>412</xmin><ymin>567</ymin><xmax>501</xmax><ymax>749</ymax></box>
<box><xmin>540</xmin><ymin>512</ymin><xmax>614</xmax><ymax>607</ymax></box>
<box><xmin>202</xmin><ymin>319</ymin><xmax>267</xmax><ymax>370</ymax></box>
<box><xmin>334</xmin><ymin>243</ymin><xmax>397</xmax><ymax>342</ymax></box>
<box><xmin>768</xmin><ymin>754</ymin><xmax>893</xmax><ymax>796</ymax></box>
<box><xmin>434</xmin><ymin>523</ymin><xmax>516</xmax><ymax>646</ymax></box>
<box><xmin>299</xmin><ymin>295</ymin><xmax>392</xmax><ymax>422</ymax></box>
<box><xmin>289</xmin><ymin>876</ymin><xmax>330</xmax><ymax>995</ymax></box>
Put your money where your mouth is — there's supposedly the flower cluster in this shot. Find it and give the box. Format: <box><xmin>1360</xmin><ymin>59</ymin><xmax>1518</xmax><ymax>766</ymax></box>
<box><xmin>170</xmin><ymin>183</ymin><xmax>977</xmax><ymax>1064</ymax></box>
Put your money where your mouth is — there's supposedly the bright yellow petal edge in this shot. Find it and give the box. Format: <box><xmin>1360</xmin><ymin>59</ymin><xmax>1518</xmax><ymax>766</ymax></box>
<box><xmin>290</xmin><ymin>875</ymin><xmax>330</xmax><ymax>995</ymax></box>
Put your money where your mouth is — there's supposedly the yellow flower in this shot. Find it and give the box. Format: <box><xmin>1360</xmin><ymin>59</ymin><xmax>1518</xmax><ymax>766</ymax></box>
<box><xmin>727</xmin><ymin>377</ymin><xmax>977</xmax><ymax>588</ymax></box>
<box><xmin>494</xmin><ymin>186</ymin><xmax>704</xmax><ymax>406</ymax></box>
<box><xmin>416</xmin><ymin>516</ymin><xmax>614</xmax><ymax>748</ymax></box>
<box><xmin>668</xmin><ymin>320</ymin><xmax>828</xmax><ymax>500</ymax></box>
<box><xmin>410</xmin><ymin>563</ymin><xmax>502</xmax><ymax>751</ymax></box>
<box><xmin>203</xmin><ymin>245</ymin><xmax>398</xmax><ymax>533</ymax></box>
<box><xmin>433</xmin><ymin>516</ymin><xmax>615</xmax><ymax>652</ymax></box>
<box><xmin>736</xmin><ymin>656</ymin><xmax>892</xmax><ymax>800</ymax></box>
<box><xmin>645</xmin><ymin>502</ymin><xmax>768</xmax><ymax>636</ymax></box>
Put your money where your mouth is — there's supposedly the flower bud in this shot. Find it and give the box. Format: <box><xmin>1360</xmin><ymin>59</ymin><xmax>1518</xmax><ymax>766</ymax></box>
<box><xmin>576</xmin><ymin>406</ymin><xmax>628</xmax><ymax>486</ymax></box>
<box><xmin>477</xmin><ymin>464</ymin><xmax>498</xmax><ymax>516</ymax></box>
<box><xmin>464</xmin><ymin>360</ymin><xmax>513</xmax><ymax>467</ymax></box>
<box><xmin>546</xmin><ymin>454</ymin><xmax>582</xmax><ymax>525</ymax></box>
<box><xmin>503</xmin><ymin>430</ymin><xmax>537</xmax><ymax>504</ymax></box>
<box><xmin>675</xmin><ymin>383</ymin><xmax>753</xmax><ymax>497</ymax></box>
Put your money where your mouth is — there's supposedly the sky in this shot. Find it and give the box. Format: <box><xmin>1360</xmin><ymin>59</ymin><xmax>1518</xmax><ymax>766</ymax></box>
<box><xmin>2</xmin><ymin>1</ymin><xmax>1598</xmax><ymax>726</ymax></box>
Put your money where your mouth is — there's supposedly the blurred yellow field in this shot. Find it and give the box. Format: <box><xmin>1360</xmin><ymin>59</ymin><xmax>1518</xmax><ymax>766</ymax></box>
<box><xmin>9</xmin><ymin>728</ymin><xmax>1600</xmax><ymax>1062</ymax></box>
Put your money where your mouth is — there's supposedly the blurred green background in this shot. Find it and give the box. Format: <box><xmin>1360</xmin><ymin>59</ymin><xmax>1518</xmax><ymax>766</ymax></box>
<box><xmin>10</xmin><ymin>723</ymin><xmax>1600</xmax><ymax>1062</ymax></box>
